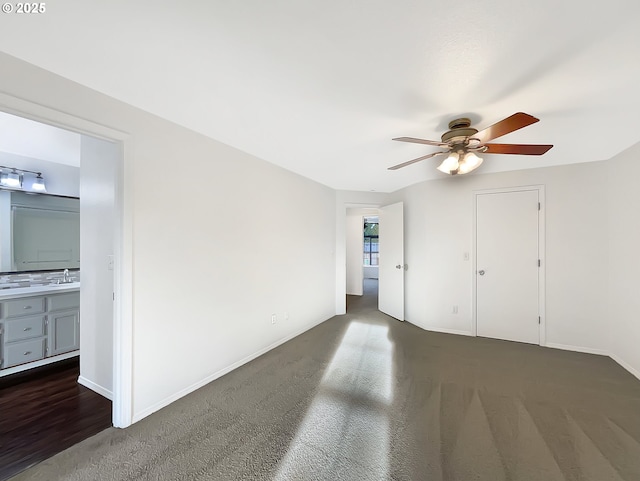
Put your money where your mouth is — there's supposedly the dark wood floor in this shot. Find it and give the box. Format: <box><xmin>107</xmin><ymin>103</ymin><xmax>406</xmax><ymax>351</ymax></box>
<box><xmin>0</xmin><ymin>358</ymin><xmax>112</xmax><ymax>481</ymax></box>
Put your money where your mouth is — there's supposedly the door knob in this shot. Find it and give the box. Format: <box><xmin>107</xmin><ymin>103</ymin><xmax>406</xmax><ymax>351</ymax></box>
<box><xmin>396</xmin><ymin>264</ymin><xmax>402</xmax><ymax>269</ymax></box>
<box><xmin>478</xmin><ymin>270</ymin><xmax>485</xmax><ymax>276</ymax></box>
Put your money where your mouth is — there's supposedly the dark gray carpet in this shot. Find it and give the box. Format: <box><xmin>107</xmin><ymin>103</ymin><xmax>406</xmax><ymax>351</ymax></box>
<box><xmin>11</xmin><ymin>279</ymin><xmax>640</xmax><ymax>480</ymax></box>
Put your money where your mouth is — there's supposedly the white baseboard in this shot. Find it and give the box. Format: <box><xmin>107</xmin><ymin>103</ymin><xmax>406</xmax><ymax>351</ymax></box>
<box><xmin>533</xmin><ymin>343</ymin><xmax>640</xmax><ymax>382</ymax></box>
<box><xmin>544</xmin><ymin>343</ymin><xmax>609</xmax><ymax>356</ymax></box>
<box><xmin>132</xmin><ymin>316</ymin><xmax>330</xmax><ymax>424</ymax></box>
<box><xmin>130</xmin><ymin>320</ymin><xmax>640</xmax><ymax>425</ymax></box>
<box><xmin>610</xmin><ymin>353</ymin><xmax>640</xmax><ymax>381</ymax></box>
<box><xmin>78</xmin><ymin>375</ymin><xmax>113</xmax><ymax>400</ymax></box>
<box><xmin>425</xmin><ymin>326</ymin><xmax>473</xmax><ymax>337</ymax></box>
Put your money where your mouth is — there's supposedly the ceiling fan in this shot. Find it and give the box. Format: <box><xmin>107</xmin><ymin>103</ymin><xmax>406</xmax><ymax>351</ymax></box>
<box><xmin>389</xmin><ymin>112</ymin><xmax>553</xmax><ymax>175</ymax></box>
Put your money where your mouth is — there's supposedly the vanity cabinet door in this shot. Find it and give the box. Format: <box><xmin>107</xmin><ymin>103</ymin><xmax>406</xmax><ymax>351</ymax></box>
<box><xmin>47</xmin><ymin>309</ymin><xmax>79</xmax><ymax>356</ymax></box>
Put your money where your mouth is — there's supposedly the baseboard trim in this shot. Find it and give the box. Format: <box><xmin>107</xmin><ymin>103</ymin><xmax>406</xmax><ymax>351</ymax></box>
<box><xmin>78</xmin><ymin>376</ymin><xmax>113</xmax><ymax>400</ymax></box>
<box><xmin>425</xmin><ymin>326</ymin><xmax>473</xmax><ymax>337</ymax></box>
<box><xmin>610</xmin><ymin>353</ymin><xmax>640</xmax><ymax>381</ymax></box>
<box><xmin>536</xmin><ymin>343</ymin><xmax>640</xmax><ymax>382</ymax></box>
<box><xmin>132</xmin><ymin>316</ymin><xmax>331</xmax><ymax>424</ymax></box>
<box><xmin>544</xmin><ymin>343</ymin><xmax>608</xmax><ymax>356</ymax></box>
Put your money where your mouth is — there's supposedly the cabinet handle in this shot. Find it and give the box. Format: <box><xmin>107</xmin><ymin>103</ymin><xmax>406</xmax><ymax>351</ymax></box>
<box><xmin>23</xmin><ymin>327</ymin><xmax>32</xmax><ymax>331</ymax></box>
<box><xmin>23</xmin><ymin>306</ymin><xmax>32</xmax><ymax>310</ymax></box>
<box><xmin>23</xmin><ymin>351</ymin><xmax>32</xmax><ymax>356</ymax></box>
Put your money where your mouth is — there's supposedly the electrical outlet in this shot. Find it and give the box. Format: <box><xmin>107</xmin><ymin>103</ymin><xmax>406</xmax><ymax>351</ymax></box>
<box><xmin>452</xmin><ymin>305</ymin><xmax>458</xmax><ymax>314</ymax></box>
<box><xmin>271</xmin><ymin>314</ymin><xmax>277</xmax><ymax>324</ymax></box>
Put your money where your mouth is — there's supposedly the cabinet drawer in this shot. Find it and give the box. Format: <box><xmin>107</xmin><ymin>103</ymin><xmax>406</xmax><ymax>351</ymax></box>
<box><xmin>4</xmin><ymin>338</ymin><xmax>45</xmax><ymax>368</ymax></box>
<box><xmin>47</xmin><ymin>292</ymin><xmax>80</xmax><ymax>312</ymax></box>
<box><xmin>3</xmin><ymin>315</ymin><xmax>45</xmax><ymax>342</ymax></box>
<box><xmin>2</xmin><ymin>296</ymin><xmax>46</xmax><ymax>318</ymax></box>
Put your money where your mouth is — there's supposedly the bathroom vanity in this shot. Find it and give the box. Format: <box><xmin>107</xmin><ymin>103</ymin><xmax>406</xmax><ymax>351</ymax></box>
<box><xmin>0</xmin><ymin>283</ymin><xmax>80</xmax><ymax>375</ymax></box>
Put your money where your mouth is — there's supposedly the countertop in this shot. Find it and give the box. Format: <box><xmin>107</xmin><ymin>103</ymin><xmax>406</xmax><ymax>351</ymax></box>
<box><xmin>0</xmin><ymin>282</ymin><xmax>80</xmax><ymax>300</ymax></box>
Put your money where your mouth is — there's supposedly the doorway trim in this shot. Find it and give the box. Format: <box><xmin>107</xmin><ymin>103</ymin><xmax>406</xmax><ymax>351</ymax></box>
<box><xmin>471</xmin><ymin>185</ymin><xmax>546</xmax><ymax>346</ymax></box>
<box><xmin>0</xmin><ymin>91</ymin><xmax>134</xmax><ymax>428</ymax></box>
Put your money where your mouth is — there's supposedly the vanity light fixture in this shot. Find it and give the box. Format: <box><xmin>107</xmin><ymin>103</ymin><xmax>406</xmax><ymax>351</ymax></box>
<box><xmin>0</xmin><ymin>166</ymin><xmax>47</xmax><ymax>192</ymax></box>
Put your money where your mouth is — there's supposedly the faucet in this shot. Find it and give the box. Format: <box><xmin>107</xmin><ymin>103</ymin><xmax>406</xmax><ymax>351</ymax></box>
<box><xmin>62</xmin><ymin>269</ymin><xmax>71</xmax><ymax>283</ymax></box>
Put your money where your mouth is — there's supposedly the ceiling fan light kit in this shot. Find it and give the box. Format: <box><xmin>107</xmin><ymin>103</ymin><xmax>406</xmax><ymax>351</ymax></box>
<box><xmin>390</xmin><ymin>112</ymin><xmax>553</xmax><ymax>175</ymax></box>
<box><xmin>436</xmin><ymin>150</ymin><xmax>484</xmax><ymax>175</ymax></box>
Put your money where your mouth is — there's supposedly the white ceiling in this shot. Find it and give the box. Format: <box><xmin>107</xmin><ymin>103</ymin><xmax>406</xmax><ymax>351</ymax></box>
<box><xmin>0</xmin><ymin>0</ymin><xmax>638</xmax><ymax>192</ymax></box>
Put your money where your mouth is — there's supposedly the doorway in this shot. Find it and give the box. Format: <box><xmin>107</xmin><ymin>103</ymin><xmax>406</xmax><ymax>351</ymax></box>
<box><xmin>0</xmin><ymin>92</ymin><xmax>131</xmax><ymax>429</ymax></box>
<box><xmin>474</xmin><ymin>186</ymin><xmax>545</xmax><ymax>345</ymax></box>
<box><xmin>345</xmin><ymin>202</ymin><xmax>406</xmax><ymax>320</ymax></box>
<box><xmin>346</xmin><ymin>208</ymin><xmax>380</xmax><ymax>312</ymax></box>
<box><xmin>0</xmin><ymin>108</ymin><xmax>122</xmax><ymax>478</ymax></box>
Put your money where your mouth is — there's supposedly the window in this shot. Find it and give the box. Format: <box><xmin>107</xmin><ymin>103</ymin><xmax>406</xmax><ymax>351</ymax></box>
<box><xmin>363</xmin><ymin>221</ymin><xmax>379</xmax><ymax>266</ymax></box>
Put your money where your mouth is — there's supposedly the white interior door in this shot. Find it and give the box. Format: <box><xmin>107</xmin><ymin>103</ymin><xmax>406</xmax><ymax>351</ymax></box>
<box><xmin>378</xmin><ymin>202</ymin><xmax>404</xmax><ymax>320</ymax></box>
<box><xmin>476</xmin><ymin>190</ymin><xmax>540</xmax><ymax>344</ymax></box>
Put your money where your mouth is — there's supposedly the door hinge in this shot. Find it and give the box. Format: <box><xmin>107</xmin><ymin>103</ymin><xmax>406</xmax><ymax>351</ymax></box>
<box><xmin>538</xmin><ymin>259</ymin><xmax>541</xmax><ymax>267</ymax></box>
<box><xmin>538</xmin><ymin>202</ymin><xmax>541</xmax><ymax>211</ymax></box>
<box><xmin>538</xmin><ymin>316</ymin><xmax>541</xmax><ymax>324</ymax></box>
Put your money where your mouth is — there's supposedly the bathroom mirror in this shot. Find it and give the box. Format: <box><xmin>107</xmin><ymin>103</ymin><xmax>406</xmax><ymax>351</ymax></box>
<box><xmin>0</xmin><ymin>189</ymin><xmax>80</xmax><ymax>273</ymax></box>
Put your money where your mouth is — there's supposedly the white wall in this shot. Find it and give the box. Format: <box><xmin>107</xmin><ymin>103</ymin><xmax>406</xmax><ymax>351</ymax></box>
<box><xmin>386</xmin><ymin>162</ymin><xmax>610</xmax><ymax>352</ymax></box>
<box><xmin>0</xmin><ymin>52</ymin><xmax>337</xmax><ymax>423</ymax></box>
<box><xmin>79</xmin><ymin>135</ymin><xmax>117</xmax><ymax>399</ymax></box>
<box><xmin>0</xmin><ymin>111</ymin><xmax>81</xmax><ymax>167</ymax></box>
<box><xmin>607</xmin><ymin>142</ymin><xmax>640</xmax><ymax>379</ymax></box>
<box><xmin>345</xmin><ymin>212</ymin><xmax>363</xmax><ymax>295</ymax></box>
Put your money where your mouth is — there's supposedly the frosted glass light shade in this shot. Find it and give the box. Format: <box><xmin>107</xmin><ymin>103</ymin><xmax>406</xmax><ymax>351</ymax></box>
<box><xmin>32</xmin><ymin>174</ymin><xmax>47</xmax><ymax>191</ymax></box>
<box><xmin>436</xmin><ymin>152</ymin><xmax>460</xmax><ymax>174</ymax></box>
<box><xmin>458</xmin><ymin>152</ymin><xmax>483</xmax><ymax>174</ymax></box>
<box><xmin>0</xmin><ymin>170</ymin><xmax>22</xmax><ymax>187</ymax></box>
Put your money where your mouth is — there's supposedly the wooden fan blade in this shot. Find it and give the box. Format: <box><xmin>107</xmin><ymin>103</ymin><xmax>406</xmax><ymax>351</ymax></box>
<box><xmin>483</xmin><ymin>143</ymin><xmax>553</xmax><ymax>155</ymax></box>
<box><xmin>388</xmin><ymin>151</ymin><xmax>448</xmax><ymax>170</ymax></box>
<box><xmin>393</xmin><ymin>137</ymin><xmax>449</xmax><ymax>147</ymax></box>
<box><xmin>473</xmin><ymin>112</ymin><xmax>540</xmax><ymax>144</ymax></box>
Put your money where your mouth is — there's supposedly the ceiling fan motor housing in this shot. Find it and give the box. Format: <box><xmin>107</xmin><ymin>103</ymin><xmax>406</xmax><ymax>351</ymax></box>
<box><xmin>441</xmin><ymin>118</ymin><xmax>479</xmax><ymax>144</ymax></box>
